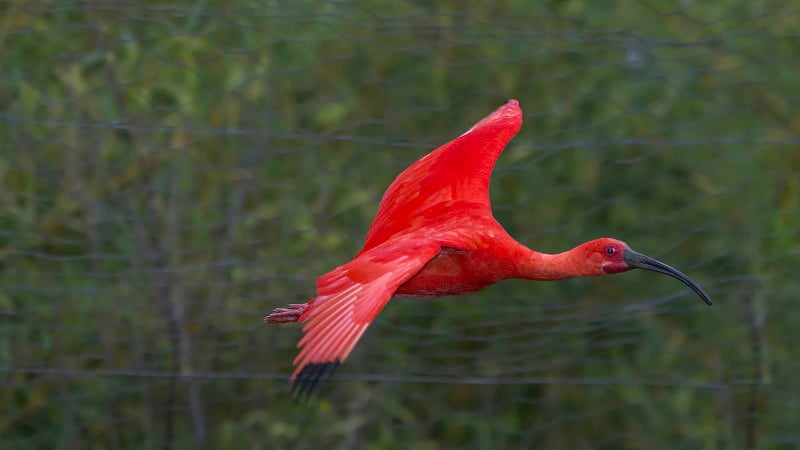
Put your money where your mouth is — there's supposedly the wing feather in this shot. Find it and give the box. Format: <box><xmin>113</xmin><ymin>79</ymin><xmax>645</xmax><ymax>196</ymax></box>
<box><xmin>291</xmin><ymin>239</ymin><xmax>440</xmax><ymax>380</ymax></box>
<box><xmin>361</xmin><ymin>100</ymin><xmax>522</xmax><ymax>251</ymax></box>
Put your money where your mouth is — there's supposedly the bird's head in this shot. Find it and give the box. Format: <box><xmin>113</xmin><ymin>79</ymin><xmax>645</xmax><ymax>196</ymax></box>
<box><xmin>577</xmin><ymin>237</ymin><xmax>712</xmax><ymax>306</ymax></box>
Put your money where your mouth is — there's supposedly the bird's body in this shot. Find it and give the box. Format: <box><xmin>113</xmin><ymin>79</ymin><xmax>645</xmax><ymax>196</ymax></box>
<box><xmin>267</xmin><ymin>100</ymin><xmax>711</xmax><ymax>393</ymax></box>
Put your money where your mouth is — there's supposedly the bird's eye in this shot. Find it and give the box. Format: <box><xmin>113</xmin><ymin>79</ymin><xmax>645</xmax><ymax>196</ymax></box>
<box><xmin>605</xmin><ymin>246</ymin><xmax>616</xmax><ymax>255</ymax></box>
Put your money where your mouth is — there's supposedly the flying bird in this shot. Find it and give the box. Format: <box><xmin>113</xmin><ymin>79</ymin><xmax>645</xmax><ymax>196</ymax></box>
<box><xmin>266</xmin><ymin>99</ymin><xmax>712</xmax><ymax>395</ymax></box>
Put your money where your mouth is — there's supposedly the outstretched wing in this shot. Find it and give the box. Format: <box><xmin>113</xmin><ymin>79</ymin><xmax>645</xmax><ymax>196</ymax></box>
<box><xmin>291</xmin><ymin>238</ymin><xmax>440</xmax><ymax>390</ymax></box>
<box><xmin>361</xmin><ymin>100</ymin><xmax>522</xmax><ymax>251</ymax></box>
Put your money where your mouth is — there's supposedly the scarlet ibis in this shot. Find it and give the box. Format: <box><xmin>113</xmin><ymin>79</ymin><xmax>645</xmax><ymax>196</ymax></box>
<box><xmin>266</xmin><ymin>99</ymin><xmax>711</xmax><ymax>395</ymax></box>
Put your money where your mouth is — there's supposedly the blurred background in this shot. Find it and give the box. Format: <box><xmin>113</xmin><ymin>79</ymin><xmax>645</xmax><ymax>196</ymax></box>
<box><xmin>1</xmin><ymin>1</ymin><xmax>798</xmax><ymax>449</ymax></box>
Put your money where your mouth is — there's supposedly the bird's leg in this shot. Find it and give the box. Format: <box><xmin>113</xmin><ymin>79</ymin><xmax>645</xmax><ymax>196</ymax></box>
<box><xmin>264</xmin><ymin>303</ymin><xmax>308</xmax><ymax>323</ymax></box>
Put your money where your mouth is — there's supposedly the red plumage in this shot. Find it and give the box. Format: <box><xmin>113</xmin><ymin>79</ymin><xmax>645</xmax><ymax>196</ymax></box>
<box><xmin>266</xmin><ymin>100</ymin><xmax>711</xmax><ymax>391</ymax></box>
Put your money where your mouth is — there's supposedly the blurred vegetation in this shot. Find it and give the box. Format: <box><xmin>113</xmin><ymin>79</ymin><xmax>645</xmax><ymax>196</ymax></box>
<box><xmin>1</xmin><ymin>0</ymin><xmax>799</xmax><ymax>449</ymax></box>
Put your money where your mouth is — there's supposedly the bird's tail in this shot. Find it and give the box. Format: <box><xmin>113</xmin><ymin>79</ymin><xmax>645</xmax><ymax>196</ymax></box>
<box><xmin>264</xmin><ymin>300</ymin><xmax>313</xmax><ymax>323</ymax></box>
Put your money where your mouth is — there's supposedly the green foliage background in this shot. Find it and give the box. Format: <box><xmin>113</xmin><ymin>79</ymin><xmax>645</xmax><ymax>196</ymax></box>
<box><xmin>1</xmin><ymin>1</ymin><xmax>798</xmax><ymax>449</ymax></box>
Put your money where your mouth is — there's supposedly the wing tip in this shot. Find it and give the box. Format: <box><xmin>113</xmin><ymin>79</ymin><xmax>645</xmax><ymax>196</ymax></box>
<box><xmin>291</xmin><ymin>361</ymin><xmax>340</xmax><ymax>401</ymax></box>
<box><xmin>497</xmin><ymin>98</ymin><xmax>522</xmax><ymax>122</ymax></box>
<box><xmin>463</xmin><ymin>99</ymin><xmax>522</xmax><ymax>136</ymax></box>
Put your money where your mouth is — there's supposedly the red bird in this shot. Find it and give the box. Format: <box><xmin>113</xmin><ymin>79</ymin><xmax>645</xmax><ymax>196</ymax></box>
<box><xmin>267</xmin><ymin>100</ymin><xmax>711</xmax><ymax>394</ymax></box>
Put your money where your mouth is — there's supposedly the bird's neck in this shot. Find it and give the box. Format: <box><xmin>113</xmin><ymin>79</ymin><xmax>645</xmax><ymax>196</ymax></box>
<box><xmin>513</xmin><ymin>246</ymin><xmax>594</xmax><ymax>281</ymax></box>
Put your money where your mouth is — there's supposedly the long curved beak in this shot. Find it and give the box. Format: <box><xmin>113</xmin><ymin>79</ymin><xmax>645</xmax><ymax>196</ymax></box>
<box><xmin>623</xmin><ymin>248</ymin><xmax>712</xmax><ymax>306</ymax></box>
